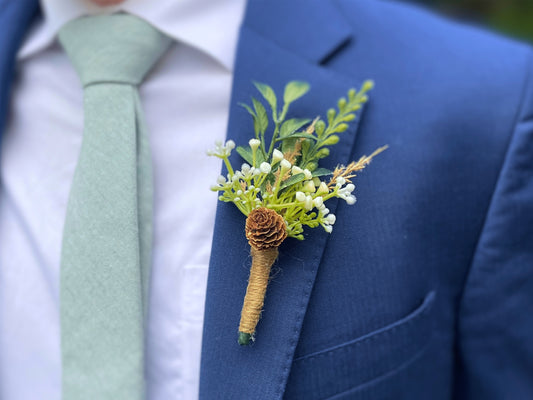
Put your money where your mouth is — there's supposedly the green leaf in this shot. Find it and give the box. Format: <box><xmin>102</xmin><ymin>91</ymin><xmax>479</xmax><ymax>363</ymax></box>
<box><xmin>236</xmin><ymin>146</ymin><xmax>253</xmax><ymax>165</ymax></box>
<box><xmin>239</xmin><ymin>102</ymin><xmax>256</xmax><ymax>118</ymax></box>
<box><xmin>279</xmin><ymin>173</ymin><xmax>305</xmax><ymax>191</ymax></box>
<box><xmin>279</xmin><ymin>118</ymin><xmax>311</xmax><ymax>138</ymax></box>
<box><xmin>311</xmin><ymin>168</ymin><xmax>333</xmax><ymax>177</ymax></box>
<box><xmin>280</xmin><ymin>133</ymin><xmax>319</xmax><ymax>141</ymax></box>
<box><xmin>236</xmin><ymin>145</ymin><xmax>265</xmax><ymax>165</ymax></box>
<box><xmin>239</xmin><ymin>102</ymin><xmax>259</xmax><ymax>135</ymax></box>
<box><xmin>253</xmin><ymin>82</ymin><xmax>277</xmax><ymax>118</ymax></box>
<box><xmin>252</xmin><ymin>98</ymin><xmax>268</xmax><ymax>134</ymax></box>
<box><xmin>281</xmin><ymin>137</ymin><xmax>299</xmax><ymax>154</ymax></box>
<box><xmin>283</xmin><ymin>81</ymin><xmax>310</xmax><ymax>105</ymax></box>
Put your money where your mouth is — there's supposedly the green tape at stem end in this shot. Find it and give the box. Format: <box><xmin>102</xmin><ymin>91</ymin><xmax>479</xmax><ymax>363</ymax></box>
<box><xmin>238</xmin><ymin>331</ymin><xmax>252</xmax><ymax>346</ymax></box>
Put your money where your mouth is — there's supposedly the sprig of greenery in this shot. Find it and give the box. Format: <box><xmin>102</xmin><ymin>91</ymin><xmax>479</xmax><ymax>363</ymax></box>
<box><xmin>208</xmin><ymin>80</ymin><xmax>384</xmax><ymax>239</ymax></box>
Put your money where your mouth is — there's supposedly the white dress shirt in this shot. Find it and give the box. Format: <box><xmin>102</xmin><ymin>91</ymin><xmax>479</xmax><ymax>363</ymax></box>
<box><xmin>0</xmin><ymin>0</ymin><xmax>246</xmax><ymax>399</ymax></box>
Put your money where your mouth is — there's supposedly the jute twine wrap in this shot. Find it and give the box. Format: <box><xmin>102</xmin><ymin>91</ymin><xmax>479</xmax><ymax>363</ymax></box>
<box><xmin>239</xmin><ymin>208</ymin><xmax>287</xmax><ymax>342</ymax></box>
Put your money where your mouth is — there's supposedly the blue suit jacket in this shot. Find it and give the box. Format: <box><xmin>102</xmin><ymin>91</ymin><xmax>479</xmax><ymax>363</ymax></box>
<box><xmin>1</xmin><ymin>0</ymin><xmax>532</xmax><ymax>399</ymax></box>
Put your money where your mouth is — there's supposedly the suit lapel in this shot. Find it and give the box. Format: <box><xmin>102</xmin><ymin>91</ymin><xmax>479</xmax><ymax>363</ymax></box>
<box><xmin>200</xmin><ymin>1</ymin><xmax>368</xmax><ymax>398</ymax></box>
<box><xmin>0</xmin><ymin>0</ymin><xmax>39</xmax><ymax>139</ymax></box>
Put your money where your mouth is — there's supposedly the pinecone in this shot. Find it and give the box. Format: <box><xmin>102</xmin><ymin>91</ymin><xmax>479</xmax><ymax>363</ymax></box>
<box><xmin>245</xmin><ymin>208</ymin><xmax>287</xmax><ymax>250</ymax></box>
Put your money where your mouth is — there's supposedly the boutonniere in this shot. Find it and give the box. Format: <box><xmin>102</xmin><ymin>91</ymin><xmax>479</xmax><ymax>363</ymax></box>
<box><xmin>208</xmin><ymin>80</ymin><xmax>386</xmax><ymax>346</ymax></box>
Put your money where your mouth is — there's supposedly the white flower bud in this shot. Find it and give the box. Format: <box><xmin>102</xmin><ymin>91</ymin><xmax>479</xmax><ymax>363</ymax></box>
<box><xmin>272</xmin><ymin>149</ymin><xmax>284</xmax><ymax>163</ymax></box>
<box><xmin>326</xmin><ymin>214</ymin><xmax>336</xmax><ymax>225</ymax></box>
<box><xmin>241</xmin><ymin>163</ymin><xmax>251</xmax><ymax>174</ymax></box>
<box><xmin>303</xmin><ymin>169</ymin><xmax>313</xmax><ymax>180</ymax></box>
<box><xmin>259</xmin><ymin>162</ymin><xmax>272</xmax><ymax>174</ymax></box>
<box><xmin>316</xmin><ymin>181</ymin><xmax>329</xmax><ymax>195</ymax></box>
<box><xmin>313</xmin><ymin>197</ymin><xmax>323</xmax><ymax>208</ymax></box>
<box><xmin>249</xmin><ymin>138</ymin><xmax>261</xmax><ymax>150</ymax></box>
<box><xmin>345</xmin><ymin>183</ymin><xmax>355</xmax><ymax>193</ymax></box>
<box><xmin>304</xmin><ymin>195</ymin><xmax>313</xmax><ymax>210</ymax></box>
<box><xmin>295</xmin><ymin>191</ymin><xmax>306</xmax><ymax>202</ymax></box>
<box><xmin>324</xmin><ymin>225</ymin><xmax>333</xmax><ymax>233</ymax></box>
<box><xmin>216</xmin><ymin>175</ymin><xmax>226</xmax><ymax>185</ymax></box>
<box><xmin>303</xmin><ymin>180</ymin><xmax>315</xmax><ymax>193</ymax></box>
<box><xmin>226</xmin><ymin>140</ymin><xmax>236</xmax><ymax>150</ymax></box>
<box><xmin>292</xmin><ymin>166</ymin><xmax>303</xmax><ymax>175</ymax></box>
<box><xmin>280</xmin><ymin>159</ymin><xmax>291</xmax><ymax>171</ymax></box>
<box><xmin>346</xmin><ymin>195</ymin><xmax>357</xmax><ymax>205</ymax></box>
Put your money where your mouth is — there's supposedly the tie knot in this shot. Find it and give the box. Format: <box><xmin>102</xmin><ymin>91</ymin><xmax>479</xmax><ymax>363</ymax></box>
<box><xmin>59</xmin><ymin>14</ymin><xmax>171</xmax><ymax>87</ymax></box>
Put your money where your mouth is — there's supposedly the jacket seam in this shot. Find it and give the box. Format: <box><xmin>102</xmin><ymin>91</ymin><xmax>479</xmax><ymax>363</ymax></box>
<box><xmin>455</xmin><ymin>47</ymin><xmax>533</xmax><ymax>323</ymax></box>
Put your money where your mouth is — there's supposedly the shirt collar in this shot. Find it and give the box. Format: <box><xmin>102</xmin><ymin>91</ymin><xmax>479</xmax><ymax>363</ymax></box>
<box><xmin>18</xmin><ymin>0</ymin><xmax>247</xmax><ymax>71</ymax></box>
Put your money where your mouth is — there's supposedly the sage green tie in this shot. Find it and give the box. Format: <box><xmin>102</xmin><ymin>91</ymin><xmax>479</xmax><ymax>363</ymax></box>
<box><xmin>58</xmin><ymin>14</ymin><xmax>171</xmax><ymax>399</ymax></box>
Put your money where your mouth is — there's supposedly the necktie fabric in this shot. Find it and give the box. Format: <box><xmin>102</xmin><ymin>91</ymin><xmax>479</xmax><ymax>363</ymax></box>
<box><xmin>58</xmin><ymin>14</ymin><xmax>171</xmax><ymax>399</ymax></box>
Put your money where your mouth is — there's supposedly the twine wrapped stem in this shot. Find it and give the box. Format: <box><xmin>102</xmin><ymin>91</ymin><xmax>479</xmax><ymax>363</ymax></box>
<box><xmin>238</xmin><ymin>208</ymin><xmax>287</xmax><ymax>345</ymax></box>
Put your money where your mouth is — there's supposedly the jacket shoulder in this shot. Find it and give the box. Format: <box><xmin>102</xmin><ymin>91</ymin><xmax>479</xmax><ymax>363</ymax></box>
<box><xmin>335</xmin><ymin>0</ymin><xmax>532</xmax><ymax>76</ymax></box>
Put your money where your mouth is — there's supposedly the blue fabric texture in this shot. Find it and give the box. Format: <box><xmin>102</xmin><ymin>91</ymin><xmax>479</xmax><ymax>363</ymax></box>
<box><xmin>1</xmin><ymin>0</ymin><xmax>532</xmax><ymax>399</ymax></box>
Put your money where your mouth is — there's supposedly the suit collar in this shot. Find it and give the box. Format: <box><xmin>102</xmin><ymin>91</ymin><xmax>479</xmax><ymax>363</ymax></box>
<box><xmin>242</xmin><ymin>0</ymin><xmax>352</xmax><ymax>64</ymax></box>
<box><xmin>200</xmin><ymin>1</ymin><xmax>366</xmax><ymax>398</ymax></box>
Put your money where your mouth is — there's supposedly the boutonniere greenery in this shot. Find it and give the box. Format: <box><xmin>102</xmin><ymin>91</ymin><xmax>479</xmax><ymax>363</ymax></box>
<box><xmin>208</xmin><ymin>80</ymin><xmax>386</xmax><ymax>346</ymax></box>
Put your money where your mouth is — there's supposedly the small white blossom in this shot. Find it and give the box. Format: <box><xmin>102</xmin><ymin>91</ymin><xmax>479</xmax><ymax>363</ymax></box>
<box><xmin>236</xmin><ymin>190</ymin><xmax>243</xmax><ymax>196</ymax></box>
<box><xmin>324</xmin><ymin>225</ymin><xmax>333</xmax><ymax>233</ymax></box>
<box><xmin>335</xmin><ymin>176</ymin><xmax>346</xmax><ymax>186</ymax></box>
<box><xmin>272</xmin><ymin>149</ymin><xmax>284</xmax><ymax>163</ymax></box>
<box><xmin>216</xmin><ymin>175</ymin><xmax>226</xmax><ymax>185</ymax></box>
<box><xmin>346</xmin><ymin>195</ymin><xmax>357</xmax><ymax>205</ymax></box>
<box><xmin>303</xmin><ymin>180</ymin><xmax>315</xmax><ymax>193</ymax></box>
<box><xmin>280</xmin><ymin>159</ymin><xmax>291</xmax><ymax>171</ymax></box>
<box><xmin>303</xmin><ymin>169</ymin><xmax>313</xmax><ymax>180</ymax></box>
<box><xmin>316</xmin><ymin>182</ymin><xmax>329</xmax><ymax>195</ymax></box>
<box><xmin>292</xmin><ymin>166</ymin><xmax>303</xmax><ymax>175</ymax></box>
<box><xmin>249</xmin><ymin>138</ymin><xmax>261</xmax><ymax>150</ymax></box>
<box><xmin>326</xmin><ymin>214</ymin><xmax>336</xmax><ymax>225</ymax></box>
<box><xmin>337</xmin><ymin>183</ymin><xmax>356</xmax><ymax>203</ymax></box>
<box><xmin>241</xmin><ymin>163</ymin><xmax>251</xmax><ymax>174</ymax></box>
<box><xmin>295</xmin><ymin>191</ymin><xmax>306</xmax><ymax>202</ymax></box>
<box><xmin>304</xmin><ymin>195</ymin><xmax>313</xmax><ymax>211</ymax></box>
<box><xmin>313</xmin><ymin>197</ymin><xmax>323</xmax><ymax>208</ymax></box>
<box><xmin>207</xmin><ymin>140</ymin><xmax>235</xmax><ymax>157</ymax></box>
<box><xmin>260</xmin><ymin>162</ymin><xmax>272</xmax><ymax>174</ymax></box>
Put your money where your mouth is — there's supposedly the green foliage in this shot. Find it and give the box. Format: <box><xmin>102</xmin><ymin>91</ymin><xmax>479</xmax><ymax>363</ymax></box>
<box><xmin>283</xmin><ymin>81</ymin><xmax>310</xmax><ymax>105</ymax></box>
<box><xmin>209</xmin><ymin>80</ymin><xmax>376</xmax><ymax>239</ymax></box>
<box><xmin>279</xmin><ymin>118</ymin><xmax>311</xmax><ymax>138</ymax></box>
<box><xmin>253</xmin><ymin>82</ymin><xmax>278</xmax><ymax>121</ymax></box>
